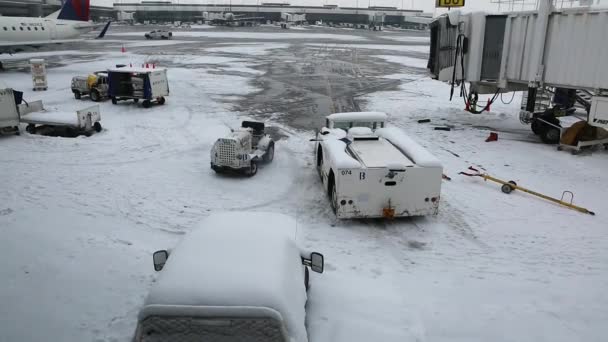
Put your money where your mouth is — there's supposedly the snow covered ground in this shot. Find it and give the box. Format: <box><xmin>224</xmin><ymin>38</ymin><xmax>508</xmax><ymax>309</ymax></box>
<box><xmin>1</xmin><ymin>28</ymin><xmax>608</xmax><ymax>342</ymax></box>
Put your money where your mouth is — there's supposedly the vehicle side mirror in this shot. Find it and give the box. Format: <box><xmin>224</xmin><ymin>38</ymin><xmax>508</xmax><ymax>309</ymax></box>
<box><xmin>311</xmin><ymin>252</ymin><xmax>324</xmax><ymax>273</ymax></box>
<box><xmin>153</xmin><ymin>250</ymin><xmax>169</xmax><ymax>271</ymax></box>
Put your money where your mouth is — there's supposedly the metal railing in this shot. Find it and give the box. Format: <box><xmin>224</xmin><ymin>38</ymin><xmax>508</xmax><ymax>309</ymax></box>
<box><xmin>489</xmin><ymin>0</ymin><xmax>603</xmax><ymax>12</ymax></box>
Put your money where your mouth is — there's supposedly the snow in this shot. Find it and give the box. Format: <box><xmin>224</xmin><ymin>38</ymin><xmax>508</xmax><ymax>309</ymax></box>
<box><xmin>189</xmin><ymin>24</ymin><xmax>216</xmax><ymax>29</ymax></box>
<box><xmin>20</xmin><ymin>110</ymin><xmax>80</xmax><ymax>126</ymax></box>
<box><xmin>307</xmin><ymin>43</ymin><xmax>431</xmax><ymax>53</ymax></box>
<box><xmin>107</xmin><ymin>66</ymin><xmax>166</xmax><ymax>73</ymax></box>
<box><xmin>327</xmin><ymin>111</ymin><xmax>387</xmax><ymax>122</ymax></box>
<box><xmin>382</xmin><ymin>35</ymin><xmax>431</xmax><ymax>43</ymax></box>
<box><xmin>110</xmin><ymin>31</ymin><xmax>367</xmax><ymax>41</ymax></box>
<box><xmin>349</xmin><ymin>138</ymin><xmax>415</xmax><ymax>169</ymax></box>
<box><xmin>374</xmin><ymin>55</ymin><xmax>428</xmax><ymax>69</ymax></box>
<box><xmin>376</xmin><ymin>127</ymin><xmax>443</xmax><ymax>168</ymax></box>
<box><xmin>323</xmin><ymin>138</ymin><xmax>362</xmax><ymax>169</ymax></box>
<box><xmin>143</xmin><ymin>212</ymin><xmax>308</xmax><ymax>342</ymax></box>
<box><xmin>347</xmin><ymin>126</ymin><xmax>373</xmax><ymax>136</ymax></box>
<box><xmin>206</xmin><ymin>43</ymin><xmax>290</xmax><ymax>55</ymax></box>
<box><xmin>1</xmin><ymin>27</ymin><xmax>608</xmax><ymax>342</ymax></box>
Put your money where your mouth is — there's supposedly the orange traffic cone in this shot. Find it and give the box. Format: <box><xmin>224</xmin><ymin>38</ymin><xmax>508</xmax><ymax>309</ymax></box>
<box><xmin>486</xmin><ymin>99</ymin><xmax>491</xmax><ymax>111</ymax></box>
<box><xmin>121</xmin><ymin>45</ymin><xmax>126</xmax><ymax>53</ymax></box>
<box><xmin>465</xmin><ymin>101</ymin><xmax>470</xmax><ymax>111</ymax></box>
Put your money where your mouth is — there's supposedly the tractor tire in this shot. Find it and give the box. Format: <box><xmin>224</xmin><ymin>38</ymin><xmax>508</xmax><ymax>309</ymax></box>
<box><xmin>247</xmin><ymin>161</ymin><xmax>258</xmax><ymax>177</ymax></box>
<box><xmin>74</xmin><ymin>91</ymin><xmax>81</xmax><ymax>100</ymax></box>
<box><xmin>111</xmin><ymin>97</ymin><xmax>117</xmax><ymax>105</ymax></box>
<box><xmin>133</xmin><ymin>99</ymin><xmax>139</xmax><ymax>103</ymax></box>
<box><xmin>93</xmin><ymin>122</ymin><xmax>102</xmax><ymax>133</ymax></box>
<box><xmin>142</xmin><ymin>100</ymin><xmax>151</xmax><ymax>108</ymax></box>
<box><xmin>90</xmin><ymin>89</ymin><xmax>101</xmax><ymax>102</ymax></box>
<box><xmin>158</xmin><ymin>97</ymin><xmax>166</xmax><ymax>105</ymax></box>
<box><xmin>263</xmin><ymin>142</ymin><xmax>274</xmax><ymax>163</ymax></box>
<box><xmin>531</xmin><ymin>120</ymin><xmax>542</xmax><ymax>135</ymax></box>
<box><xmin>26</xmin><ymin>124</ymin><xmax>35</xmax><ymax>134</ymax></box>
<box><xmin>540</xmin><ymin>126</ymin><xmax>561</xmax><ymax>144</ymax></box>
<box><xmin>330</xmin><ymin>180</ymin><xmax>338</xmax><ymax>213</ymax></box>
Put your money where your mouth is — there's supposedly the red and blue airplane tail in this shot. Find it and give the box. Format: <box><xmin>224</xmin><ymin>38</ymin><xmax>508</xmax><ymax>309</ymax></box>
<box><xmin>57</xmin><ymin>0</ymin><xmax>90</xmax><ymax>22</ymax></box>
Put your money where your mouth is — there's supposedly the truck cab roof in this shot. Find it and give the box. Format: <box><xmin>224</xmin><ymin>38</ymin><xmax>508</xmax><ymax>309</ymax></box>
<box><xmin>140</xmin><ymin>212</ymin><xmax>308</xmax><ymax>342</ymax></box>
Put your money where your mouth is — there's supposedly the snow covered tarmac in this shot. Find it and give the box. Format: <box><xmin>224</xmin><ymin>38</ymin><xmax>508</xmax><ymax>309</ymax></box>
<box><xmin>1</xmin><ymin>25</ymin><xmax>608</xmax><ymax>342</ymax></box>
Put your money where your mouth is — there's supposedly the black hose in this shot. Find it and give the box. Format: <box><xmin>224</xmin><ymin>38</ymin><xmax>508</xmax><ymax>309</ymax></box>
<box><xmin>500</xmin><ymin>91</ymin><xmax>516</xmax><ymax>104</ymax></box>
<box><xmin>449</xmin><ymin>32</ymin><xmax>503</xmax><ymax>114</ymax></box>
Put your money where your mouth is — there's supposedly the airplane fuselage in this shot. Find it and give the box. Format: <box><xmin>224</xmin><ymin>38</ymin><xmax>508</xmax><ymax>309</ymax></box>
<box><xmin>0</xmin><ymin>16</ymin><xmax>95</xmax><ymax>53</ymax></box>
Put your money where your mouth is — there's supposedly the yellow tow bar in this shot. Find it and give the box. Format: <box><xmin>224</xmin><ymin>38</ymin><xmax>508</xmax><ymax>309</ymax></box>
<box><xmin>460</xmin><ymin>166</ymin><xmax>595</xmax><ymax>216</ymax></box>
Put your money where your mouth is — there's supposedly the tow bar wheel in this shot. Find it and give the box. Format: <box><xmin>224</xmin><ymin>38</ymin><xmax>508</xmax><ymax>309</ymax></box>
<box><xmin>501</xmin><ymin>181</ymin><xmax>517</xmax><ymax>194</ymax></box>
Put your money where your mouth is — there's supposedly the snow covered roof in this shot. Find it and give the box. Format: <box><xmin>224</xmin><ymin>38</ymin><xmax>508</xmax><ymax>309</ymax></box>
<box><xmin>376</xmin><ymin>127</ymin><xmax>442</xmax><ymax>168</ymax></box>
<box><xmin>349</xmin><ymin>138</ymin><xmax>415</xmax><ymax>169</ymax></box>
<box><xmin>347</xmin><ymin>127</ymin><xmax>373</xmax><ymax>137</ymax></box>
<box><xmin>323</xmin><ymin>138</ymin><xmax>362</xmax><ymax>169</ymax></box>
<box><xmin>327</xmin><ymin>111</ymin><xmax>387</xmax><ymax>122</ymax></box>
<box><xmin>141</xmin><ymin>212</ymin><xmax>308</xmax><ymax>342</ymax></box>
<box><xmin>107</xmin><ymin>67</ymin><xmax>166</xmax><ymax>73</ymax></box>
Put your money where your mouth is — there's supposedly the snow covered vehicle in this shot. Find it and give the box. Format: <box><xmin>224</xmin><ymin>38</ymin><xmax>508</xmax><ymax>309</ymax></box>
<box><xmin>314</xmin><ymin>112</ymin><xmax>443</xmax><ymax>219</ymax></box>
<box><xmin>136</xmin><ymin>212</ymin><xmax>324</xmax><ymax>342</ymax></box>
<box><xmin>71</xmin><ymin>71</ymin><xmax>109</xmax><ymax>102</ymax></box>
<box><xmin>210</xmin><ymin>121</ymin><xmax>275</xmax><ymax>176</ymax></box>
<box><xmin>20</xmin><ymin>102</ymin><xmax>102</xmax><ymax>136</ymax></box>
<box><xmin>0</xmin><ymin>88</ymin><xmax>21</xmax><ymax>135</ymax></box>
<box><xmin>107</xmin><ymin>67</ymin><xmax>169</xmax><ymax>108</ymax></box>
<box><xmin>144</xmin><ymin>30</ymin><xmax>172</xmax><ymax>39</ymax></box>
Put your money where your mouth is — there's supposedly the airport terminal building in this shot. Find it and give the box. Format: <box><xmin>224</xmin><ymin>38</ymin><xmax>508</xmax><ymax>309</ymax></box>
<box><xmin>0</xmin><ymin>1</ymin><xmax>431</xmax><ymax>28</ymax></box>
<box><xmin>113</xmin><ymin>2</ymin><xmax>431</xmax><ymax>28</ymax></box>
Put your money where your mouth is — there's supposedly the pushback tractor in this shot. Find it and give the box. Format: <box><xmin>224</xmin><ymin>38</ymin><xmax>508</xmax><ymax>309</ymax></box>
<box><xmin>210</xmin><ymin>121</ymin><xmax>275</xmax><ymax>176</ymax></box>
<box><xmin>314</xmin><ymin>112</ymin><xmax>443</xmax><ymax>219</ymax></box>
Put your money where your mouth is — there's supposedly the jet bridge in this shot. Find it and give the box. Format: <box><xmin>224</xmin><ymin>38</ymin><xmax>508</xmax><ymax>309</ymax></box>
<box><xmin>427</xmin><ymin>0</ymin><xmax>608</xmax><ymax>148</ymax></box>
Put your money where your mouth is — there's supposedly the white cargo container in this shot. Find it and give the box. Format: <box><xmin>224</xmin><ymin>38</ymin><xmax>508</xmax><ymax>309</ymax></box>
<box><xmin>315</xmin><ymin>112</ymin><xmax>443</xmax><ymax>219</ymax></box>
<box><xmin>0</xmin><ymin>88</ymin><xmax>20</xmax><ymax>135</ymax></box>
<box><xmin>30</xmin><ymin>58</ymin><xmax>47</xmax><ymax>91</ymax></box>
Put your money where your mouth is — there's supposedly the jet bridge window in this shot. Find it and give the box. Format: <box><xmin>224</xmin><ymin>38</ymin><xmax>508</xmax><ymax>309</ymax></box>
<box><xmin>34</xmin><ymin>27</ymin><xmax>38</xmax><ymax>31</ymax></box>
<box><xmin>27</xmin><ymin>27</ymin><xmax>31</xmax><ymax>31</ymax></box>
<box><xmin>41</xmin><ymin>27</ymin><xmax>45</xmax><ymax>31</ymax></box>
<box><xmin>12</xmin><ymin>27</ymin><xmax>16</xmax><ymax>31</ymax></box>
<box><xmin>20</xmin><ymin>27</ymin><xmax>23</xmax><ymax>31</ymax></box>
<box><xmin>2</xmin><ymin>27</ymin><xmax>6</xmax><ymax>31</ymax></box>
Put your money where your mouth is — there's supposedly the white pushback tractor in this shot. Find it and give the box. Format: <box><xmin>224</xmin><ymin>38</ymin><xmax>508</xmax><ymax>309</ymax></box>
<box><xmin>210</xmin><ymin>121</ymin><xmax>275</xmax><ymax>176</ymax></box>
<box><xmin>314</xmin><ymin>112</ymin><xmax>443</xmax><ymax>219</ymax></box>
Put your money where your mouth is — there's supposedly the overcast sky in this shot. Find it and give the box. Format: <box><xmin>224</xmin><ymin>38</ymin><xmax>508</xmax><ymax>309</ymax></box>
<box><xmin>97</xmin><ymin>0</ymin><xmax>608</xmax><ymax>14</ymax></box>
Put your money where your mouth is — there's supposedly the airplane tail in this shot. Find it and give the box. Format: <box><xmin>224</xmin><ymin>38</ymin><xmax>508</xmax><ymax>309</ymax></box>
<box><xmin>55</xmin><ymin>0</ymin><xmax>91</xmax><ymax>22</ymax></box>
